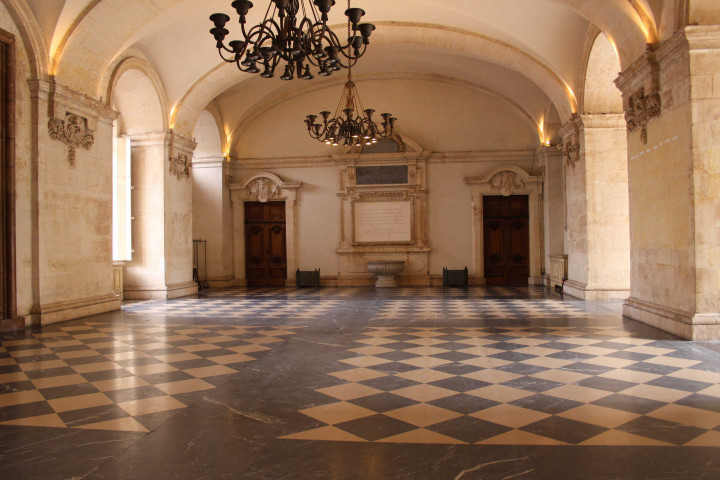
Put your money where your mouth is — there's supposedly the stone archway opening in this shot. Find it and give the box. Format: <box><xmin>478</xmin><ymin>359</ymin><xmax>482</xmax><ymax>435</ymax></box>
<box><xmin>561</xmin><ymin>32</ymin><xmax>630</xmax><ymax>300</ymax></box>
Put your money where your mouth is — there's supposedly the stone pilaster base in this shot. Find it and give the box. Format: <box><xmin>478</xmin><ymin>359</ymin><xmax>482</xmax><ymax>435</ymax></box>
<box><xmin>1</xmin><ymin>317</ymin><xmax>27</xmax><ymax>332</ymax></box>
<box><xmin>624</xmin><ymin>297</ymin><xmax>720</xmax><ymax>340</ymax></box>
<box><xmin>30</xmin><ymin>294</ymin><xmax>121</xmax><ymax>325</ymax></box>
<box><xmin>563</xmin><ymin>280</ymin><xmax>630</xmax><ymax>300</ymax></box>
<box><xmin>124</xmin><ymin>281</ymin><xmax>198</xmax><ymax>300</ymax></box>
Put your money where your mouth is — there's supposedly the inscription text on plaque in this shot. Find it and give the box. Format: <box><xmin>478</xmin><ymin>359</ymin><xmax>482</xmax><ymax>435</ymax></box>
<box><xmin>353</xmin><ymin>201</ymin><xmax>412</xmax><ymax>244</ymax></box>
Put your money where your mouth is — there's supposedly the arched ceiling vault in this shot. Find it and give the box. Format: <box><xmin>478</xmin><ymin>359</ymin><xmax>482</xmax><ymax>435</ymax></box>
<box><xmin>225</xmin><ymin>72</ymin><xmax>547</xmax><ymax>153</ymax></box>
<box><xmin>12</xmin><ymin>0</ymin><xmax>668</xmax><ymax>139</ymax></box>
<box><xmin>170</xmin><ymin>23</ymin><xmax>577</xmax><ymax>137</ymax></box>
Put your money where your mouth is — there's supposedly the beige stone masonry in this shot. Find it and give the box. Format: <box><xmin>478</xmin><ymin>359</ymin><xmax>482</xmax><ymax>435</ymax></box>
<box><xmin>539</xmin><ymin>147</ymin><xmax>565</xmax><ymax>284</ymax></box>
<box><xmin>27</xmin><ymin>79</ymin><xmax>120</xmax><ymax>325</ymax></box>
<box><xmin>192</xmin><ymin>157</ymin><xmax>234</xmax><ymax>288</ymax></box>
<box><xmin>123</xmin><ymin>132</ymin><xmax>197</xmax><ymax>300</ymax></box>
<box><xmin>562</xmin><ymin>113</ymin><xmax>631</xmax><ymax>301</ymax></box>
<box><xmin>618</xmin><ymin>27</ymin><xmax>720</xmax><ymax>339</ymax></box>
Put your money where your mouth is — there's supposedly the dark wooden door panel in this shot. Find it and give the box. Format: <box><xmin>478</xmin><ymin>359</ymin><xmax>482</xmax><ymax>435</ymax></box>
<box><xmin>483</xmin><ymin>196</ymin><xmax>529</xmax><ymax>285</ymax></box>
<box><xmin>267</xmin><ymin>224</ymin><xmax>287</xmax><ymax>285</ymax></box>
<box><xmin>245</xmin><ymin>202</ymin><xmax>287</xmax><ymax>286</ymax></box>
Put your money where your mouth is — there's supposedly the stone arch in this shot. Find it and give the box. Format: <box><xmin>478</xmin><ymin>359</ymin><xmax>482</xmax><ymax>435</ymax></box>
<box><xmin>111</xmin><ymin>68</ymin><xmax>165</xmax><ymax>136</ymax></box>
<box><xmin>582</xmin><ymin>32</ymin><xmax>623</xmax><ymax>115</ymax></box>
<box><xmin>2</xmin><ymin>0</ymin><xmax>49</xmax><ymax>80</ymax></box>
<box><xmin>172</xmin><ymin>23</ymin><xmax>578</xmax><ymax>137</ymax></box>
<box><xmin>106</xmin><ymin>57</ymin><xmax>168</xmax><ymax>132</ymax></box>
<box><xmin>226</xmin><ymin>72</ymin><xmax>548</xmax><ymax>156</ymax></box>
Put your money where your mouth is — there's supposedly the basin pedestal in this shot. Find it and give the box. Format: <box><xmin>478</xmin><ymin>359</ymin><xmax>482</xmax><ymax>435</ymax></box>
<box><xmin>367</xmin><ymin>261</ymin><xmax>406</xmax><ymax>288</ymax></box>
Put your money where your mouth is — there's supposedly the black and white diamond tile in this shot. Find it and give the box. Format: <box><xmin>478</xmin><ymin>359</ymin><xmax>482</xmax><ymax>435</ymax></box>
<box><xmin>0</xmin><ymin>322</ymin><xmax>298</xmax><ymax>432</ymax></box>
<box><xmin>283</xmin><ymin>326</ymin><xmax>720</xmax><ymax>446</ymax></box>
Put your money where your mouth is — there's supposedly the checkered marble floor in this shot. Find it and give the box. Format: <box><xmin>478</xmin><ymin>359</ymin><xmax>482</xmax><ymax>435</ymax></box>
<box><xmin>3</xmin><ymin>287</ymin><xmax>720</xmax><ymax>479</ymax></box>
<box><xmin>123</xmin><ymin>297</ymin><xmax>344</xmax><ymax>318</ymax></box>
<box><xmin>376</xmin><ymin>299</ymin><xmax>590</xmax><ymax>320</ymax></box>
<box><xmin>284</xmin><ymin>326</ymin><xmax>720</xmax><ymax>446</ymax></box>
<box><xmin>0</xmin><ymin>322</ymin><xmax>297</xmax><ymax>432</ymax></box>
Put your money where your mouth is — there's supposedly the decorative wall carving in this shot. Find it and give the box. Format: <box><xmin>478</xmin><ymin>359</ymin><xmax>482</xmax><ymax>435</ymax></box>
<box><xmin>624</xmin><ymin>87</ymin><xmax>661</xmax><ymax>144</ymax></box>
<box><xmin>169</xmin><ymin>153</ymin><xmax>191</xmax><ymax>179</ymax></box>
<box><xmin>558</xmin><ymin>140</ymin><xmax>580</xmax><ymax>168</ymax></box>
<box><xmin>47</xmin><ymin>113</ymin><xmax>95</xmax><ymax>167</ymax></box>
<box><xmin>489</xmin><ymin>171</ymin><xmax>526</xmax><ymax>196</ymax></box>
<box><xmin>247</xmin><ymin>177</ymin><xmax>280</xmax><ymax>203</ymax></box>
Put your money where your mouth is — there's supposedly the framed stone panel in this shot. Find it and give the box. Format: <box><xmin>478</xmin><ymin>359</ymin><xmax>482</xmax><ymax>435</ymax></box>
<box><xmin>353</xmin><ymin>200</ymin><xmax>413</xmax><ymax>244</ymax></box>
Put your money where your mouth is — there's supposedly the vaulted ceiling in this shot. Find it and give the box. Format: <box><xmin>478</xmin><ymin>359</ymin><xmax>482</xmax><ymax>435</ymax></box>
<box><xmin>12</xmin><ymin>0</ymin><xmax>677</xmax><ymax>154</ymax></box>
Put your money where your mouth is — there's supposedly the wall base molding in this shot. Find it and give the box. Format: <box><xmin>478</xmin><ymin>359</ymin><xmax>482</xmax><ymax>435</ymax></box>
<box><xmin>30</xmin><ymin>294</ymin><xmax>120</xmax><ymax>326</ymax></box>
<box><xmin>624</xmin><ymin>297</ymin><xmax>720</xmax><ymax>340</ymax></box>
<box><xmin>563</xmin><ymin>280</ymin><xmax>630</xmax><ymax>300</ymax></box>
<box><xmin>124</xmin><ymin>282</ymin><xmax>198</xmax><ymax>300</ymax></box>
<box><xmin>206</xmin><ymin>276</ymin><xmax>235</xmax><ymax>288</ymax></box>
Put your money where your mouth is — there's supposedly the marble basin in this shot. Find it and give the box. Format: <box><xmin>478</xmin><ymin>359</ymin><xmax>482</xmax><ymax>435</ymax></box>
<box><xmin>367</xmin><ymin>261</ymin><xmax>406</xmax><ymax>288</ymax></box>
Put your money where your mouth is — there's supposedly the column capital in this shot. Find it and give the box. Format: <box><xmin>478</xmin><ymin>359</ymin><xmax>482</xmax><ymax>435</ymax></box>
<box><xmin>578</xmin><ymin>114</ymin><xmax>626</xmax><ymax>130</ymax></box>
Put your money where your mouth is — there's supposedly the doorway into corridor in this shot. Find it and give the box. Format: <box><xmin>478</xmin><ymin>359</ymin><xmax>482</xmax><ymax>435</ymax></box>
<box><xmin>244</xmin><ymin>202</ymin><xmax>287</xmax><ymax>286</ymax></box>
<box><xmin>483</xmin><ymin>195</ymin><xmax>529</xmax><ymax>285</ymax></box>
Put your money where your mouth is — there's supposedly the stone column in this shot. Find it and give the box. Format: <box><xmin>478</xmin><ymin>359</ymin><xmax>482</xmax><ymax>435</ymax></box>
<box><xmin>26</xmin><ymin>80</ymin><xmax>121</xmax><ymax>324</ymax></box>
<box><xmin>617</xmin><ymin>27</ymin><xmax>720</xmax><ymax>339</ymax></box>
<box><xmin>192</xmin><ymin>157</ymin><xmax>234</xmax><ymax>287</ymax></box>
<box><xmin>124</xmin><ymin>132</ymin><xmax>197</xmax><ymax>299</ymax></box>
<box><xmin>539</xmin><ymin>147</ymin><xmax>565</xmax><ymax>283</ymax></box>
<box><xmin>561</xmin><ymin>113</ymin><xmax>631</xmax><ymax>300</ymax></box>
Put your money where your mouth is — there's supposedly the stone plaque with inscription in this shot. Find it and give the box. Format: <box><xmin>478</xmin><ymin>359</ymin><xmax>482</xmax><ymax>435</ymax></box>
<box><xmin>353</xmin><ymin>201</ymin><xmax>412</xmax><ymax>244</ymax></box>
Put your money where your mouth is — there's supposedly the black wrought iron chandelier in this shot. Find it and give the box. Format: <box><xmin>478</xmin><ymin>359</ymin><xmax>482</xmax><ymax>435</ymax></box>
<box><xmin>209</xmin><ymin>0</ymin><xmax>375</xmax><ymax>80</ymax></box>
<box><xmin>304</xmin><ymin>71</ymin><xmax>397</xmax><ymax>147</ymax></box>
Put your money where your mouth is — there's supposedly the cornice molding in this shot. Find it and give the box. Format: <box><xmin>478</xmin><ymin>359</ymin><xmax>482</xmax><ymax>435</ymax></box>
<box><xmin>227</xmin><ymin>150</ymin><xmax>536</xmax><ymax>170</ymax></box>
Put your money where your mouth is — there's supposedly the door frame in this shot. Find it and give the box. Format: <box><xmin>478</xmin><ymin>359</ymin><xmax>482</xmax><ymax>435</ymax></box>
<box><xmin>465</xmin><ymin>166</ymin><xmax>543</xmax><ymax>285</ymax></box>
<box><xmin>230</xmin><ymin>172</ymin><xmax>301</xmax><ymax>286</ymax></box>
<box><xmin>243</xmin><ymin>202</ymin><xmax>288</xmax><ymax>286</ymax></box>
<box><xmin>482</xmin><ymin>195</ymin><xmax>530</xmax><ymax>285</ymax></box>
<box><xmin>0</xmin><ymin>29</ymin><xmax>17</xmax><ymax>323</ymax></box>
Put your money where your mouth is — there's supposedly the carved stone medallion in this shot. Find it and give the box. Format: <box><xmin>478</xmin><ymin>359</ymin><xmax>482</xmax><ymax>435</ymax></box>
<box><xmin>169</xmin><ymin>153</ymin><xmax>191</xmax><ymax>179</ymax></box>
<box><xmin>248</xmin><ymin>177</ymin><xmax>280</xmax><ymax>203</ymax></box>
<box><xmin>489</xmin><ymin>171</ymin><xmax>525</xmax><ymax>196</ymax></box>
<box><xmin>558</xmin><ymin>141</ymin><xmax>580</xmax><ymax>168</ymax></box>
<box><xmin>48</xmin><ymin>113</ymin><xmax>95</xmax><ymax>167</ymax></box>
<box><xmin>624</xmin><ymin>87</ymin><xmax>661</xmax><ymax>144</ymax></box>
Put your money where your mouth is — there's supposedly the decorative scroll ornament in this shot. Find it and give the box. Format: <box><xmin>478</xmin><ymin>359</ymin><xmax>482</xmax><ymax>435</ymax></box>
<box><xmin>558</xmin><ymin>141</ymin><xmax>580</xmax><ymax>169</ymax></box>
<box><xmin>169</xmin><ymin>153</ymin><xmax>191</xmax><ymax>179</ymax></box>
<box><xmin>47</xmin><ymin>113</ymin><xmax>95</xmax><ymax>167</ymax></box>
<box><xmin>489</xmin><ymin>171</ymin><xmax>525</xmax><ymax>197</ymax></box>
<box><xmin>624</xmin><ymin>87</ymin><xmax>661</xmax><ymax>144</ymax></box>
<box><xmin>248</xmin><ymin>177</ymin><xmax>280</xmax><ymax>203</ymax></box>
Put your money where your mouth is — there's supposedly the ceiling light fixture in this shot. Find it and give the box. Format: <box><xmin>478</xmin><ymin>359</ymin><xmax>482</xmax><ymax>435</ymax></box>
<box><xmin>209</xmin><ymin>0</ymin><xmax>375</xmax><ymax>80</ymax></box>
<box><xmin>304</xmin><ymin>71</ymin><xmax>396</xmax><ymax>147</ymax></box>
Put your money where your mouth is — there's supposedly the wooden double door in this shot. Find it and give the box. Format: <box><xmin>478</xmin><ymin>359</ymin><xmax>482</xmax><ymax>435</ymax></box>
<box><xmin>245</xmin><ymin>202</ymin><xmax>287</xmax><ymax>286</ymax></box>
<box><xmin>483</xmin><ymin>195</ymin><xmax>530</xmax><ymax>285</ymax></box>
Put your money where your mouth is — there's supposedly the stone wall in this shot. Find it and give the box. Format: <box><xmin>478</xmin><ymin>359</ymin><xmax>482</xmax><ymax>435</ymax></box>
<box><xmin>619</xmin><ymin>27</ymin><xmax>720</xmax><ymax>339</ymax></box>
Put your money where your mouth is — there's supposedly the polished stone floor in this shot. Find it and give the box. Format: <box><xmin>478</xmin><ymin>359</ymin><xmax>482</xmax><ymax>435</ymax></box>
<box><xmin>1</xmin><ymin>286</ymin><xmax>720</xmax><ymax>479</ymax></box>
